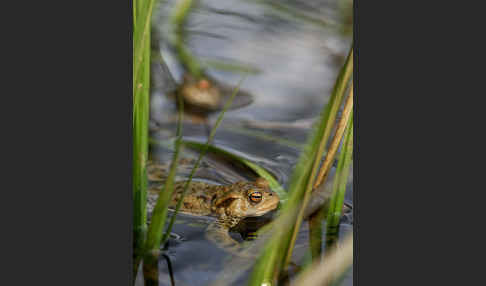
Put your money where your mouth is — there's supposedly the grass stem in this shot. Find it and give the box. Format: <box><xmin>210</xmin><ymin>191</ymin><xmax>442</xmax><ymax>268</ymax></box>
<box><xmin>160</xmin><ymin>75</ymin><xmax>247</xmax><ymax>245</ymax></box>
<box><xmin>314</xmin><ymin>83</ymin><xmax>353</xmax><ymax>189</ymax></box>
<box><xmin>325</xmin><ymin>115</ymin><xmax>353</xmax><ymax>248</ymax></box>
<box><xmin>293</xmin><ymin>233</ymin><xmax>353</xmax><ymax>286</ymax></box>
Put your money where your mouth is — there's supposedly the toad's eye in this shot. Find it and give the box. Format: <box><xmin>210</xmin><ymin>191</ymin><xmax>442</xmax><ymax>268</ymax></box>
<box><xmin>249</xmin><ymin>191</ymin><xmax>263</xmax><ymax>203</ymax></box>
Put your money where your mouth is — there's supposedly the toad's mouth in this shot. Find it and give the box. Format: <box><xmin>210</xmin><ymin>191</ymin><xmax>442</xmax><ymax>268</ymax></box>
<box><xmin>248</xmin><ymin>199</ymin><xmax>280</xmax><ymax>217</ymax></box>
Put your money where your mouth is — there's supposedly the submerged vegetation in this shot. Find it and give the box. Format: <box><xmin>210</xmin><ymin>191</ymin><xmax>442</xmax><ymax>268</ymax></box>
<box><xmin>133</xmin><ymin>0</ymin><xmax>353</xmax><ymax>285</ymax></box>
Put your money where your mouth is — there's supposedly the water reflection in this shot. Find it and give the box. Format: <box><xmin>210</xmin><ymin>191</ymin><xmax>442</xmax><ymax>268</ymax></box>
<box><xmin>146</xmin><ymin>0</ymin><xmax>353</xmax><ymax>285</ymax></box>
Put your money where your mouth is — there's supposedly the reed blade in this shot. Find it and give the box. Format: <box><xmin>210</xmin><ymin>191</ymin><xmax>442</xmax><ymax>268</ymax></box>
<box><xmin>143</xmin><ymin>92</ymin><xmax>184</xmax><ymax>253</ymax></box>
<box><xmin>132</xmin><ymin>0</ymin><xmax>162</xmax><ymax>280</ymax></box>
<box><xmin>132</xmin><ymin>2</ymin><xmax>151</xmax><ymax>280</ymax></box>
<box><xmin>160</xmin><ymin>76</ymin><xmax>247</xmax><ymax>245</ymax></box>
<box><xmin>325</xmin><ymin>116</ymin><xmax>353</xmax><ymax>249</ymax></box>
<box><xmin>182</xmin><ymin>140</ymin><xmax>287</xmax><ymax>201</ymax></box>
<box><xmin>247</xmin><ymin>46</ymin><xmax>353</xmax><ymax>286</ymax></box>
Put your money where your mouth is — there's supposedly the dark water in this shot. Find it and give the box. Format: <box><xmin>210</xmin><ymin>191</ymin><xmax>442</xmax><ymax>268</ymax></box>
<box><xmin>141</xmin><ymin>0</ymin><xmax>353</xmax><ymax>285</ymax></box>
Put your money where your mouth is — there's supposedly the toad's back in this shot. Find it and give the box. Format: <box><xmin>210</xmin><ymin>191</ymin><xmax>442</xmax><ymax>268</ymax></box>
<box><xmin>168</xmin><ymin>181</ymin><xmax>224</xmax><ymax>216</ymax></box>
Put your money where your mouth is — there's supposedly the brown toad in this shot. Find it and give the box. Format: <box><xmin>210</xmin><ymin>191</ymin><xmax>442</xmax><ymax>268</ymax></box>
<box><xmin>147</xmin><ymin>177</ymin><xmax>280</xmax><ymax>252</ymax></box>
<box><xmin>177</xmin><ymin>74</ymin><xmax>222</xmax><ymax>113</ymax></box>
<box><xmin>167</xmin><ymin>73</ymin><xmax>254</xmax><ymax>116</ymax></box>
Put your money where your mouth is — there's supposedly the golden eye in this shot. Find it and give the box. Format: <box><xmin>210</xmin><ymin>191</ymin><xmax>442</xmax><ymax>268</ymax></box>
<box><xmin>249</xmin><ymin>191</ymin><xmax>263</xmax><ymax>202</ymax></box>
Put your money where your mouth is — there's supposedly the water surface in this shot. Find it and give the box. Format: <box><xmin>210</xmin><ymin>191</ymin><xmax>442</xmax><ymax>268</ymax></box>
<box><xmin>142</xmin><ymin>0</ymin><xmax>353</xmax><ymax>284</ymax></box>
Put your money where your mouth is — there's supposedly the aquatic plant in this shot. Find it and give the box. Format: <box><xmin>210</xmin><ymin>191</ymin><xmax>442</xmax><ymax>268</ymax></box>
<box><xmin>134</xmin><ymin>0</ymin><xmax>250</xmax><ymax>282</ymax></box>
<box><xmin>170</xmin><ymin>0</ymin><xmax>204</xmax><ymax>78</ymax></box>
<box><xmin>134</xmin><ymin>0</ymin><xmax>248</xmax><ymax>279</ymax></box>
<box><xmin>246</xmin><ymin>47</ymin><xmax>353</xmax><ymax>286</ymax></box>
<box><xmin>293</xmin><ymin>233</ymin><xmax>353</xmax><ymax>286</ymax></box>
<box><xmin>160</xmin><ymin>76</ymin><xmax>247</xmax><ymax>246</ymax></box>
<box><xmin>133</xmin><ymin>0</ymin><xmax>157</xmax><ymax>279</ymax></box>
<box><xmin>325</xmin><ymin>112</ymin><xmax>353</xmax><ymax>249</ymax></box>
<box><xmin>134</xmin><ymin>0</ymin><xmax>354</xmax><ymax>284</ymax></box>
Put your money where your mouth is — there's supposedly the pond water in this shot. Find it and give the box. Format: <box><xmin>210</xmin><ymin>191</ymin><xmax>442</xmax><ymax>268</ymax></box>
<box><xmin>140</xmin><ymin>0</ymin><xmax>353</xmax><ymax>285</ymax></box>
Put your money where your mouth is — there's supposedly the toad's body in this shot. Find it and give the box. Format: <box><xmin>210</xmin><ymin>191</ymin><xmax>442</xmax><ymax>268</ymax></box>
<box><xmin>178</xmin><ymin>75</ymin><xmax>222</xmax><ymax>112</ymax></box>
<box><xmin>172</xmin><ymin>179</ymin><xmax>278</xmax><ymax>220</ymax></box>
<box><xmin>167</xmin><ymin>73</ymin><xmax>253</xmax><ymax>119</ymax></box>
<box><xmin>147</xmin><ymin>178</ymin><xmax>279</xmax><ymax>253</ymax></box>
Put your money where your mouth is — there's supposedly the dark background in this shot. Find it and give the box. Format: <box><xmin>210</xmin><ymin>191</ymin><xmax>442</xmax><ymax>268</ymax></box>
<box><xmin>2</xmin><ymin>0</ymin><xmax>484</xmax><ymax>285</ymax></box>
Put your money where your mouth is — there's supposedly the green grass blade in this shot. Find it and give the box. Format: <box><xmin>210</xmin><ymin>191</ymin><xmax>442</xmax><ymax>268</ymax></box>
<box><xmin>148</xmin><ymin>135</ymin><xmax>287</xmax><ymax>200</ymax></box>
<box><xmin>282</xmin><ymin>47</ymin><xmax>353</xmax><ymax>269</ymax></box>
<box><xmin>314</xmin><ymin>84</ymin><xmax>353</xmax><ymax>189</ymax></box>
<box><xmin>292</xmin><ymin>234</ymin><xmax>353</xmax><ymax>286</ymax></box>
<box><xmin>308</xmin><ymin>204</ymin><xmax>325</xmax><ymax>261</ymax></box>
<box><xmin>133</xmin><ymin>0</ymin><xmax>163</xmax><ymax>280</ymax></box>
<box><xmin>160</xmin><ymin>75</ymin><xmax>247</xmax><ymax>245</ymax></box>
<box><xmin>170</xmin><ymin>0</ymin><xmax>204</xmax><ymax>78</ymax></box>
<box><xmin>325</xmin><ymin>115</ymin><xmax>353</xmax><ymax>249</ymax></box>
<box><xmin>144</xmin><ymin>93</ymin><xmax>184</xmax><ymax>253</ymax></box>
<box><xmin>182</xmin><ymin>140</ymin><xmax>287</xmax><ymax>201</ymax></box>
<box><xmin>308</xmin><ymin>85</ymin><xmax>353</xmax><ymax>262</ymax></box>
<box><xmin>132</xmin><ymin>10</ymin><xmax>151</xmax><ymax>280</ymax></box>
<box><xmin>133</xmin><ymin>0</ymin><xmax>158</xmax><ymax>94</ymax></box>
<box><xmin>140</xmin><ymin>50</ymin><xmax>184</xmax><ymax>285</ymax></box>
<box><xmin>247</xmin><ymin>46</ymin><xmax>353</xmax><ymax>286</ymax></box>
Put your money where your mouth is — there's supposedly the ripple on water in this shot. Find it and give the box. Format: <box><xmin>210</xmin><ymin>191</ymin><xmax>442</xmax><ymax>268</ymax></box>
<box><xmin>147</xmin><ymin>0</ymin><xmax>353</xmax><ymax>284</ymax></box>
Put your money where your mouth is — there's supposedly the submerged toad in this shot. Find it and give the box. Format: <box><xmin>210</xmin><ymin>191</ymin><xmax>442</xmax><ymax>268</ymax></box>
<box><xmin>167</xmin><ymin>73</ymin><xmax>254</xmax><ymax>116</ymax></box>
<box><xmin>178</xmin><ymin>74</ymin><xmax>222</xmax><ymax>112</ymax></box>
<box><xmin>147</xmin><ymin>177</ymin><xmax>280</xmax><ymax>252</ymax></box>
